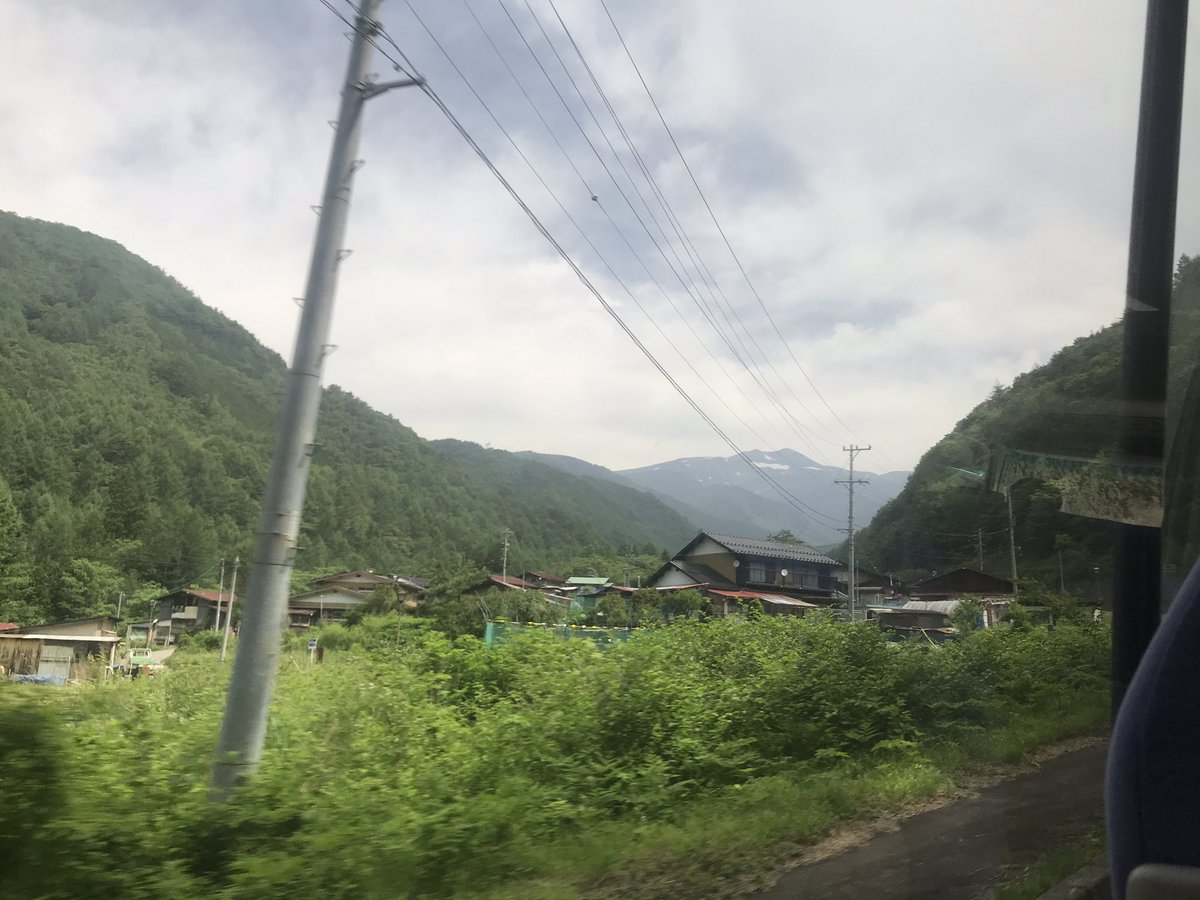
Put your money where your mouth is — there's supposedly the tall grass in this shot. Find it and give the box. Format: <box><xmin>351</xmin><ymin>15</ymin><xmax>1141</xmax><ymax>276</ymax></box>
<box><xmin>0</xmin><ymin>615</ymin><xmax>1109</xmax><ymax>899</ymax></box>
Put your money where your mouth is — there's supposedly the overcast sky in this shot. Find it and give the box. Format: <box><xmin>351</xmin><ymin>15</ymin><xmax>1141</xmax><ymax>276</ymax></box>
<box><xmin>2</xmin><ymin>1</ymin><xmax>1197</xmax><ymax>475</ymax></box>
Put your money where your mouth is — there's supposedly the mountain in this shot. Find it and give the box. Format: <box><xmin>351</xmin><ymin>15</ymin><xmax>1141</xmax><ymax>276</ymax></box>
<box><xmin>430</xmin><ymin>440</ymin><xmax>695</xmax><ymax>553</ymax></box>
<box><xmin>617</xmin><ymin>449</ymin><xmax>911</xmax><ymax>546</ymax></box>
<box><xmin>0</xmin><ymin>212</ymin><xmax>694</xmax><ymax>624</ymax></box>
<box><xmin>856</xmin><ymin>253</ymin><xmax>1200</xmax><ymax>590</ymax></box>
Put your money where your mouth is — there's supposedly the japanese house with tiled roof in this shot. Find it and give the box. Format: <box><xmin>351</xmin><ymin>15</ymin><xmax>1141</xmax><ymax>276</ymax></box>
<box><xmin>647</xmin><ymin>532</ymin><xmax>840</xmax><ymax>611</ymax></box>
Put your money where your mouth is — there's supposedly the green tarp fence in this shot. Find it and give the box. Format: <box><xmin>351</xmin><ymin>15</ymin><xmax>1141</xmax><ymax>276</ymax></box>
<box><xmin>484</xmin><ymin>620</ymin><xmax>638</xmax><ymax>648</ymax></box>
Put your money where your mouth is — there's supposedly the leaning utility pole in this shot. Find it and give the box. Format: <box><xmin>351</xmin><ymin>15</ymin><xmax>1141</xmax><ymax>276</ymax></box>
<box><xmin>213</xmin><ymin>0</ymin><xmax>422</xmax><ymax>792</ymax></box>
<box><xmin>214</xmin><ymin>557</ymin><xmax>227</xmax><ymax>634</ymax></box>
<box><xmin>1005</xmin><ymin>488</ymin><xmax>1019</xmax><ymax>596</ymax></box>
<box><xmin>836</xmin><ymin>445</ymin><xmax>870</xmax><ymax>621</ymax></box>
<box><xmin>501</xmin><ymin>528</ymin><xmax>512</xmax><ymax>582</ymax></box>
<box><xmin>220</xmin><ymin>555</ymin><xmax>240</xmax><ymax>663</ymax></box>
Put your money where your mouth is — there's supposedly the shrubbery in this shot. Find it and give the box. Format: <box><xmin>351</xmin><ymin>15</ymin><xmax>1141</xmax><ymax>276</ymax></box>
<box><xmin>0</xmin><ymin>614</ymin><xmax>1109</xmax><ymax>899</ymax></box>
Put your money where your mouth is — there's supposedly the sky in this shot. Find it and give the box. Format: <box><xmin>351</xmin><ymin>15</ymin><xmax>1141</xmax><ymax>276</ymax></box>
<box><xmin>1</xmin><ymin>1</ymin><xmax>1197</xmax><ymax>475</ymax></box>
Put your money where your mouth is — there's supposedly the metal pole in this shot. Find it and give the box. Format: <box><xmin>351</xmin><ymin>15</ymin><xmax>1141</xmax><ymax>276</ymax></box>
<box><xmin>1112</xmin><ymin>0</ymin><xmax>1188</xmax><ymax>715</ymax></box>
<box><xmin>836</xmin><ymin>445</ymin><xmax>870</xmax><ymax>621</ymax></box>
<box><xmin>213</xmin><ymin>0</ymin><xmax>385</xmax><ymax>792</ymax></box>
<box><xmin>977</xmin><ymin>529</ymin><xmax>984</xmax><ymax>572</ymax></box>
<box><xmin>220</xmin><ymin>556</ymin><xmax>239</xmax><ymax>662</ymax></box>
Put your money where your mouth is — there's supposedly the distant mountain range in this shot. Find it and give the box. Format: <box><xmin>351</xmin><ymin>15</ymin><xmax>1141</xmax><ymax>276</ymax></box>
<box><xmin>519</xmin><ymin>448</ymin><xmax>911</xmax><ymax>547</ymax></box>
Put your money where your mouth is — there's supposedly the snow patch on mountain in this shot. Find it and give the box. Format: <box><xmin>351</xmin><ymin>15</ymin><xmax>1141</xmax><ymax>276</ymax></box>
<box><xmin>753</xmin><ymin>462</ymin><xmax>791</xmax><ymax>471</ymax></box>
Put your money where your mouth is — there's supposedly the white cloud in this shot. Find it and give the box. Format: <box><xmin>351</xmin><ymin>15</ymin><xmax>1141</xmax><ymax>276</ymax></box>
<box><xmin>1</xmin><ymin>0</ymin><xmax>1197</xmax><ymax>475</ymax></box>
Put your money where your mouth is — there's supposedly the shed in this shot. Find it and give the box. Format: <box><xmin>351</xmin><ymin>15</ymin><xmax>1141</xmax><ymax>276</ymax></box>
<box><xmin>0</xmin><ymin>633</ymin><xmax>121</xmax><ymax>683</ymax></box>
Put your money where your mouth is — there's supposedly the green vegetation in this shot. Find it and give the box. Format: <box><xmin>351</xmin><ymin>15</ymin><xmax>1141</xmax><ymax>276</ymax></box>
<box><xmin>993</xmin><ymin>827</ymin><xmax>1105</xmax><ymax>900</ymax></box>
<box><xmin>0</xmin><ymin>614</ymin><xmax>1109</xmax><ymax>899</ymax></box>
<box><xmin>0</xmin><ymin>212</ymin><xmax>692</xmax><ymax>626</ymax></box>
<box><xmin>857</xmin><ymin>254</ymin><xmax>1200</xmax><ymax>588</ymax></box>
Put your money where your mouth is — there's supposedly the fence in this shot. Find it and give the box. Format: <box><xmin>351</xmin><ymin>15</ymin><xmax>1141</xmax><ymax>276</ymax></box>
<box><xmin>484</xmin><ymin>620</ymin><xmax>638</xmax><ymax>648</ymax></box>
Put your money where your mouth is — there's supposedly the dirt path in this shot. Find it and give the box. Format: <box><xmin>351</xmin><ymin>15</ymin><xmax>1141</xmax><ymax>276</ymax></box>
<box><xmin>747</xmin><ymin>742</ymin><xmax>1107</xmax><ymax>899</ymax></box>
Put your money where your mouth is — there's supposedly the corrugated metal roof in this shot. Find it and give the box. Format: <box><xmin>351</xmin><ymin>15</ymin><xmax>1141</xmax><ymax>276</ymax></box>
<box><xmin>566</xmin><ymin>576</ymin><xmax>611</xmax><ymax>585</ymax></box>
<box><xmin>704</xmin><ymin>532</ymin><xmax>838</xmax><ymax>565</ymax></box>
<box><xmin>0</xmin><ymin>634</ymin><xmax>121</xmax><ymax>643</ymax></box>
<box><xmin>490</xmin><ymin>574</ymin><xmax>539</xmax><ymax>590</ymax></box>
<box><xmin>707</xmin><ymin>588</ymin><xmax>818</xmax><ymax>607</ymax></box>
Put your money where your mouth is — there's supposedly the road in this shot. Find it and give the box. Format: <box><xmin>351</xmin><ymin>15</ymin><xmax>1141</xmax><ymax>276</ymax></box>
<box><xmin>749</xmin><ymin>742</ymin><xmax>1107</xmax><ymax>899</ymax></box>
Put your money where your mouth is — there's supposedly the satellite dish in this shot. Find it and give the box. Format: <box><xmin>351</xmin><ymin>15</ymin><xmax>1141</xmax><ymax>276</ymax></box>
<box><xmin>732</xmin><ymin>560</ymin><xmax>740</xmax><ymax>567</ymax></box>
<box><xmin>780</xmin><ymin>569</ymin><xmax>789</xmax><ymax>577</ymax></box>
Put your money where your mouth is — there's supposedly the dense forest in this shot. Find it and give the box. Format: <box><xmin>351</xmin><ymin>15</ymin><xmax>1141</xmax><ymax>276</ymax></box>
<box><xmin>857</xmin><ymin>254</ymin><xmax>1200</xmax><ymax>593</ymax></box>
<box><xmin>0</xmin><ymin>212</ymin><xmax>694</xmax><ymax>626</ymax></box>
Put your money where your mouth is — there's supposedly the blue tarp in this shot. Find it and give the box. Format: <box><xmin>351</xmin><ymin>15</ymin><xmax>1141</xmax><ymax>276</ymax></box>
<box><xmin>8</xmin><ymin>673</ymin><xmax>67</xmax><ymax>685</ymax></box>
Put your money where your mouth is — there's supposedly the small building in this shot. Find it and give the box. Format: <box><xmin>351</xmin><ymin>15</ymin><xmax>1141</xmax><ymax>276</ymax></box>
<box><xmin>286</xmin><ymin>585</ymin><xmax>374</xmax><ymax>630</ymax></box>
<box><xmin>564</xmin><ymin>576</ymin><xmax>612</xmax><ymax>596</ymax></box>
<box><xmin>2</xmin><ymin>616</ymin><xmax>121</xmax><ymax>683</ymax></box>
<box><xmin>872</xmin><ymin>597</ymin><xmax>1010</xmax><ymax>635</ymax></box>
<box><xmin>521</xmin><ymin>571</ymin><xmax>566</xmax><ymax>588</ymax></box>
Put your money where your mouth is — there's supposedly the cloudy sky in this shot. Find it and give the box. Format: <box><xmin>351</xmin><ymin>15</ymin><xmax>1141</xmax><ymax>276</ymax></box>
<box><xmin>2</xmin><ymin>1</ymin><xmax>1197</xmax><ymax>476</ymax></box>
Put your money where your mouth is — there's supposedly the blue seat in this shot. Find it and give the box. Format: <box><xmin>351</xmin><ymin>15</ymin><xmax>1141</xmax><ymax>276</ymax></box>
<box><xmin>1107</xmin><ymin>555</ymin><xmax>1200</xmax><ymax>898</ymax></box>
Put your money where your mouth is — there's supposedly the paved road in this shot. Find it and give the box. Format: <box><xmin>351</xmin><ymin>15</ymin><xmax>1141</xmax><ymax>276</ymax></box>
<box><xmin>750</xmin><ymin>743</ymin><xmax>1107</xmax><ymax>899</ymax></box>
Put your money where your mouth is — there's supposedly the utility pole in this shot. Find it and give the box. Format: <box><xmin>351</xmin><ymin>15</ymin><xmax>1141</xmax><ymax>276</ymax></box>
<box><xmin>501</xmin><ymin>528</ymin><xmax>511</xmax><ymax>582</ymax></box>
<box><xmin>212</xmin><ymin>0</ymin><xmax>422</xmax><ymax>793</ymax></box>
<box><xmin>976</xmin><ymin>528</ymin><xmax>984</xmax><ymax>571</ymax></box>
<box><xmin>836</xmin><ymin>445</ymin><xmax>870</xmax><ymax>622</ymax></box>
<box><xmin>214</xmin><ymin>558</ymin><xmax>227</xmax><ymax>634</ymax></box>
<box><xmin>116</xmin><ymin>592</ymin><xmax>125</xmax><ymax>619</ymax></box>
<box><xmin>1005</xmin><ymin>488</ymin><xmax>1019</xmax><ymax>596</ymax></box>
<box><xmin>221</xmin><ymin>556</ymin><xmax>240</xmax><ymax>663</ymax></box>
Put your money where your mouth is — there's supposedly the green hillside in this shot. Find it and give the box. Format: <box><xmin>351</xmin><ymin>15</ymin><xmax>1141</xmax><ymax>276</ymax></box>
<box><xmin>0</xmin><ymin>212</ymin><xmax>693</xmax><ymax>625</ymax></box>
<box><xmin>857</xmin><ymin>254</ymin><xmax>1200</xmax><ymax>592</ymax></box>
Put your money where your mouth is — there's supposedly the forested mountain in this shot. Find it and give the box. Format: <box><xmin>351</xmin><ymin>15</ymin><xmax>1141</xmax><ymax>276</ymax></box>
<box><xmin>0</xmin><ymin>212</ymin><xmax>693</xmax><ymax>625</ymax></box>
<box><xmin>619</xmin><ymin>449</ymin><xmax>910</xmax><ymax>546</ymax></box>
<box><xmin>856</xmin><ymin>254</ymin><xmax>1200</xmax><ymax>592</ymax></box>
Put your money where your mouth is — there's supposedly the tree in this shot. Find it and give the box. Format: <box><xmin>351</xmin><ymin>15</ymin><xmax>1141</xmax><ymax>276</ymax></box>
<box><xmin>949</xmin><ymin>597</ymin><xmax>985</xmax><ymax>633</ymax></box>
<box><xmin>767</xmin><ymin>529</ymin><xmax>803</xmax><ymax>545</ymax></box>
<box><xmin>661</xmin><ymin>588</ymin><xmax>708</xmax><ymax>622</ymax></box>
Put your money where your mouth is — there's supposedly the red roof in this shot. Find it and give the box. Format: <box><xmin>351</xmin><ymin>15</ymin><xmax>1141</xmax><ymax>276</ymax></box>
<box><xmin>175</xmin><ymin>588</ymin><xmax>233</xmax><ymax>604</ymax></box>
<box><xmin>608</xmin><ymin>583</ymin><xmax>705</xmax><ymax>594</ymax></box>
<box><xmin>0</xmin><ymin>623</ymin><xmax>18</xmax><ymax>632</ymax></box>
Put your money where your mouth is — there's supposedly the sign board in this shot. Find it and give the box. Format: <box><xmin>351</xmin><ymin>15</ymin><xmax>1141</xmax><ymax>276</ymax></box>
<box><xmin>308</xmin><ymin>638</ymin><xmax>318</xmax><ymax>650</ymax></box>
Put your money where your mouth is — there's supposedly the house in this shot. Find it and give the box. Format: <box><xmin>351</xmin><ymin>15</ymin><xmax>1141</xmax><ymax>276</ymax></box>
<box><xmin>286</xmin><ymin>585</ymin><xmax>374</xmax><ymax>630</ymax></box>
<box><xmin>284</xmin><ymin>571</ymin><xmax>429</xmax><ymax>631</ymax></box>
<box><xmin>520</xmin><ymin>571</ymin><xmax>565</xmax><ymax>588</ymax></box>
<box><xmin>311</xmin><ymin>570</ymin><xmax>428</xmax><ymax>596</ymax></box>
<box><xmin>460</xmin><ymin>574</ymin><xmax>542</xmax><ymax>596</ymax></box>
<box><xmin>153</xmin><ymin>587</ymin><xmax>236</xmax><ymax>641</ymax></box>
<box><xmin>909</xmin><ymin>568</ymin><xmax>1015</xmax><ymax>600</ymax></box>
<box><xmin>2</xmin><ymin>616</ymin><xmax>121</xmax><ymax>683</ymax></box>
<box><xmin>648</xmin><ymin>532</ymin><xmax>840</xmax><ymax>604</ymax></box>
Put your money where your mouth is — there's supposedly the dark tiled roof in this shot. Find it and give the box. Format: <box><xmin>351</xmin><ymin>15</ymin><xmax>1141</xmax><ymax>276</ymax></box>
<box><xmin>705</xmin><ymin>532</ymin><xmax>838</xmax><ymax>565</ymax></box>
<box><xmin>670</xmin><ymin>559</ymin><xmax>737</xmax><ymax>589</ymax></box>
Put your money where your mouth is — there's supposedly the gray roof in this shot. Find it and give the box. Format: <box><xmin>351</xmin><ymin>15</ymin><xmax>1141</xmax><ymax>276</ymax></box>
<box><xmin>705</xmin><ymin>532</ymin><xmax>838</xmax><ymax>566</ymax></box>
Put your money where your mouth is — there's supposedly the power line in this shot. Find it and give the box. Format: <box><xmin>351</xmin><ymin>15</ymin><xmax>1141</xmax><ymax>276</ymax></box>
<box><xmin>321</xmin><ymin>2</ymin><xmax>841</xmax><ymax>527</ymax></box>
<box><xmin>402</xmin><ymin>1</ymin><xmax>780</xmax><ymax>451</ymax></box>
<box><xmin>597</xmin><ymin>0</ymin><xmax>866</xmax><ymax>448</ymax></box>
<box><xmin>542</xmin><ymin>0</ymin><xmax>844</xmax><ymax>458</ymax></box>
<box><xmin>461</xmin><ymin>0</ymin><xmax>788</xmax><ymax>449</ymax></box>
